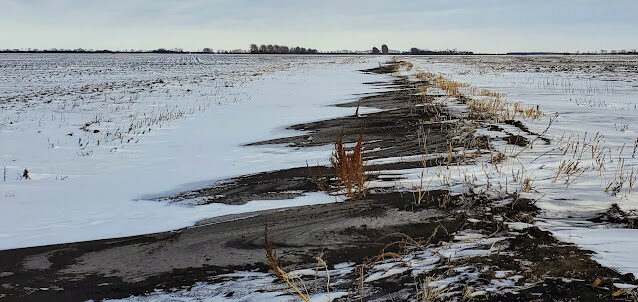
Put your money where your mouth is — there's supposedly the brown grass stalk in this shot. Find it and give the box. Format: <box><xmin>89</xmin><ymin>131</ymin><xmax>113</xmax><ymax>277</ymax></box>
<box><xmin>264</xmin><ymin>226</ymin><xmax>311</xmax><ymax>302</ymax></box>
<box><xmin>331</xmin><ymin>135</ymin><xmax>367</xmax><ymax>199</ymax></box>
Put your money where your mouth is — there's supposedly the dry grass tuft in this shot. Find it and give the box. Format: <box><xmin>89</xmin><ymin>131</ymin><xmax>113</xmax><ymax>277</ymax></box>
<box><xmin>331</xmin><ymin>135</ymin><xmax>367</xmax><ymax>199</ymax></box>
<box><xmin>513</xmin><ymin>103</ymin><xmax>543</xmax><ymax>120</ymax></box>
<box><xmin>416</xmin><ymin>276</ymin><xmax>445</xmax><ymax>301</ymax></box>
<box><xmin>414</xmin><ymin>72</ymin><xmax>469</xmax><ymax>96</ymax></box>
<box><xmin>400</xmin><ymin>61</ymin><xmax>414</xmax><ymax>71</ymax></box>
<box><xmin>435</xmin><ymin>77</ymin><xmax>469</xmax><ymax>96</ymax></box>
<box><xmin>490</xmin><ymin>152</ymin><xmax>506</xmax><ymax>164</ymax></box>
<box><xmin>553</xmin><ymin>159</ymin><xmax>590</xmax><ymax>188</ymax></box>
<box><xmin>521</xmin><ymin>177</ymin><xmax>533</xmax><ymax>193</ymax></box>
<box><xmin>376</xmin><ymin>232</ymin><xmax>422</xmax><ymax>249</ymax></box>
<box><xmin>414</xmin><ymin>72</ymin><xmax>437</xmax><ymax>82</ymax></box>
<box><xmin>265</xmin><ymin>226</ymin><xmax>311</xmax><ymax>302</ymax></box>
<box><xmin>389</xmin><ymin>58</ymin><xmax>413</xmax><ymax>71</ymax></box>
<box><xmin>478</xmin><ymin>88</ymin><xmax>503</xmax><ymax>98</ymax></box>
<box><xmin>466</xmin><ymin>98</ymin><xmax>543</xmax><ymax>121</ymax></box>
<box><xmin>373</xmin><ymin>252</ymin><xmax>402</xmax><ymax>262</ymax></box>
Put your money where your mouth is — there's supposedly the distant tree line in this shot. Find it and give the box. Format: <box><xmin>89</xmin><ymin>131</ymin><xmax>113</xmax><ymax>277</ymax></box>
<box><xmin>250</xmin><ymin>44</ymin><xmax>318</xmax><ymax>54</ymax></box>
<box><xmin>2</xmin><ymin>47</ymin><xmax>636</xmax><ymax>56</ymax></box>
<box><xmin>0</xmin><ymin>48</ymin><xmax>118</xmax><ymax>53</ymax></box>
<box><xmin>571</xmin><ymin>49</ymin><xmax>638</xmax><ymax>55</ymax></box>
<box><xmin>151</xmin><ymin>48</ymin><xmax>186</xmax><ymax>53</ymax></box>
<box><xmin>507</xmin><ymin>50</ymin><xmax>638</xmax><ymax>55</ymax></box>
<box><xmin>407</xmin><ymin>48</ymin><xmax>474</xmax><ymax>55</ymax></box>
<box><xmin>0</xmin><ymin>48</ymin><xmax>216</xmax><ymax>54</ymax></box>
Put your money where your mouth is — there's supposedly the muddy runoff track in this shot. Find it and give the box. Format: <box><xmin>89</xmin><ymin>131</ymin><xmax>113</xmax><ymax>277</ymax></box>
<box><xmin>0</xmin><ymin>62</ymin><xmax>636</xmax><ymax>301</ymax></box>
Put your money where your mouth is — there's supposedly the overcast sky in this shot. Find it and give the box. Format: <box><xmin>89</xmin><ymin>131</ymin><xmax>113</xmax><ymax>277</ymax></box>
<box><xmin>1</xmin><ymin>0</ymin><xmax>637</xmax><ymax>53</ymax></box>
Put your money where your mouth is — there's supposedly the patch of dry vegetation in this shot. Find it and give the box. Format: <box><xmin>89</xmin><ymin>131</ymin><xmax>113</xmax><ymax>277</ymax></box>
<box><xmin>414</xmin><ymin>71</ymin><xmax>543</xmax><ymax>121</ymax></box>
<box><xmin>331</xmin><ymin>135</ymin><xmax>367</xmax><ymax>199</ymax></box>
<box><xmin>467</xmin><ymin>98</ymin><xmax>543</xmax><ymax>121</ymax></box>
<box><xmin>415</xmin><ymin>72</ymin><xmax>468</xmax><ymax>97</ymax></box>
<box><xmin>553</xmin><ymin>159</ymin><xmax>590</xmax><ymax>188</ymax></box>
<box><xmin>548</xmin><ymin>131</ymin><xmax>638</xmax><ymax>194</ymax></box>
<box><xmin>389</xmin><ymin>58</ymin><xmax>414</xmax><ymax>72</ymax></box>
<box><xmin>264</xmin><ymin>226</ymin><xmax>336</xmax><ymax>301</ymax></box>
<box><xmin>416</xmin><ymin>276</ymin><xmax>446</xmax><ymax>301</ymax></box>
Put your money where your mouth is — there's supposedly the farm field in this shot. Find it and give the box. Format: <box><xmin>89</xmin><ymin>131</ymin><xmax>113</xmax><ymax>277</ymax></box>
<box><xmin>0</xmin><ymin>54</ymin><xmax>377</xmax><ymax>249</ymax></box>
<box><xmin>2</xmin><ymin>54</ymin><xmax>638</xmax><ymax>301</ymax></box>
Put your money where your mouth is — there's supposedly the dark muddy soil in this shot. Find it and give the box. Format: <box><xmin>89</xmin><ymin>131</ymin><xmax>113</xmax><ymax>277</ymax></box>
<box><xmin>161</xmin><ymin>156</ymin><xmax>471</xmax><ymax>206</ymax></box>
<box><xmin>590</xmin><ymin>203</ymin><xmax>638</xmax><ymax>229</ymax></box>
<box><xmin>0</xmin><ymin>190</ymin><xmax>461</xmax><ymax>302</ymax></box>
<box><xmin>247</xmin><ymin>77</ymin><xmax>486</xmax><ymax>161</ymax></box>
<box><xmin>323</xmin><ymin>194</ymin><xmax>638</xmax><ymax>301</ymax></box>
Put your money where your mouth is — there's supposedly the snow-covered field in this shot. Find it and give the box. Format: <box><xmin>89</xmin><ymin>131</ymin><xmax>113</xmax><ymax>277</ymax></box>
<box><xmin>398</xmin><ymin>55</ymin><xmax>638</xmax><ymax>277</ymax></box>
<box><xmin>4</xmin><ymin>54</ymin><xmax>638</xmax><ymax>294</ymax></box>
<box><xmin>102</xmin><ymin>55</ymin><xmax>638</xmax><ymax>302</ymax></box>
<box><xmin>0</xmin><ymin>54</ymin><xmax>386</xmax><ymax>250</ymax></box>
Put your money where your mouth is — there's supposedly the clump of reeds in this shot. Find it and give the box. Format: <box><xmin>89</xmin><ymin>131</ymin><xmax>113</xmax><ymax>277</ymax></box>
<box><xmin>331</xmin><ymin>135</ymin><xmax>367</xmax><ymax>199</ymax></box>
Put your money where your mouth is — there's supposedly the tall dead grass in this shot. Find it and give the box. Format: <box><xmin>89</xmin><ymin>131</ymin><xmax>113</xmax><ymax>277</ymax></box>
<box><xmin>467</xmin><ymin>98</ymin><xmax>543</xmax><ymax>121</ymax></box>
<box><xmin>331</xmin><ymin>135</ymin><xmax>367</xmax><ymax>199</ymax></box>
<box><xmin>414</xmin><ymin>71</ymin><xmax>543</xmax><ymax>121</ymax></box>
<box><xmin>414</xmin><ymin>72</ymin><xmax>468</xmax><ymax>96</ymax></box>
